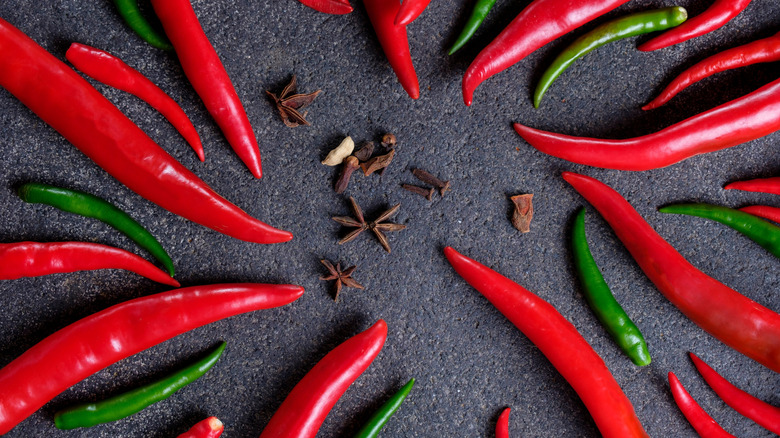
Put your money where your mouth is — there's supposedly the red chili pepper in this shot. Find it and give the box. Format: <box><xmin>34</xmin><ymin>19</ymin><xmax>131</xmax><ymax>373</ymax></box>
<box><xmin>563</xmin><ymin>172</ymin><xmax>780</xmax><ymax>372</ymax></box>
<box><xmin>0</xmin><ymin>241</ymin><xmax>178</xmax><ymax>287</ymax></box>
<box><xmin>178</xmin><ymin>416</ymin><xmax>224</xmax><ymax>438</ymax></box>
<box><xmin>725</xmin><ymin>176</ymin><xmax>780</xmax><ymax>196</ymax></box>
<box><xmin>740</xmin><ymin>205</ymin><xmax>780</xmax><ymax>224</ymax></box>
<box><xmin>514</xmin><ymin>77</ymin><xmax>780</xmax><ymax>170</ymax></box>
<box><xmin>644</xmin><ymin>31</ymin><xmax>780</xmax><ymax>110</ymax></box>
<box><xmin>689</xmin><ymin>352</ymin><xmax>780</xmax><ymax>435</ymax></box>
<box><xmin>150</xmin><ymin>0</ymin><xmax>263</xmax><ymax>178</ymax></box>
<box><xmin>461</xmin><ymin>0</ymin><xmax>631</xmax><ymax>106</ymax></box>
<box><xmin>0</xmin><ymin>18</ymin><xmax>292</xmax><ymax>244</ymax></box>
<box><xmin>638</xmin><ymin>0</ymin><xmax>752</xmax><ymax>52</ymax></box>
<box><xmin>364</xmin><ymin>0</ymin><xmax>420</xmax><ymax>99</ymax></box>
<box><xmin>395</xmin><ymin>0</ymin><xmax>432</xmax><ymax>26</ymax></box>
<box><xmin>444</xmin><ymin>247</ymin><xmax>649</xmax><ymax>438</ymax></box>
<box><xmin>0</xmin><ymin>283</ymin><xmax>303</xmax><ymax>434</ymax></box>
<box><xmin>496</xmin><ymin>407</ymin><xmax>511</xmax><ymax>438</ymax></box>
<box><xmin>296</xmin><ymin>0</ymin><xmax>353</xmax><ymax>15</ymax></box>
<box><xmin>668</xmin><ymin>372</ymin><xmax>736</xmax><ymax>437</ymax></box>
<box><xmin>259</xmin><ymin>320</ymin><xmax>387</xmax><ymax>438</ymax></box>
<box><xmin>65</xmin><ymin>42</ymin><xmax>205</xmax><ymax>162</ymax></box>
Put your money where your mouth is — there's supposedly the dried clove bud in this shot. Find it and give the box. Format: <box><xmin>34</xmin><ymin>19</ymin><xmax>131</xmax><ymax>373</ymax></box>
<box><xmin>335</xmin><ymin>156</ymin><xmax>360</xmax><ymax>194</ymax></box>
<box><xmin>402</xmin><ymin>184</ymin><xmax>434</xmax><ymax>201</ymax></box>
<box><xmin>381</xmin><ymin>133</ymin><xmax>397</xmax><ymax>148</ymax></box>
<box><xmin>361</xmin><ymin>149</ymin><xmax>395</xmax><ymax>176</ymax></box>
<box><xmin>353</xmin><ymin>142</ymin><xmax>375</xmax><ymax>162</ymax></box>
<box><xmin>412</xmin><ymin>169</ymin><xmax>451</xmax><ymax>197</ymax></box>
<box><xmin>510</xmin><ymin>194</ymin><xmax>534</xmax><ymax>233</ymax></box>
<box><xmin>322</xmin><ymin>136</ymin><xmax>355</xmax><ymax>166</ymax></box>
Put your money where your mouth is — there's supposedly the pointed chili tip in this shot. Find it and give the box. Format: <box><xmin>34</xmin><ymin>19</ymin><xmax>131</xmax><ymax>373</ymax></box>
<box><xmin>249</xmin><ymin>165</ymin><xmax>263</xmax><ymax>179</ymax></box>
<box><xmin>368</xmin><ymin>318</ymin><xmax>389</xmax><ymax>338</ymax></box>
<box><xmin>723</xmin><ymin>182</ymin><xmax>738</xmax><ymax>191</ymax></box>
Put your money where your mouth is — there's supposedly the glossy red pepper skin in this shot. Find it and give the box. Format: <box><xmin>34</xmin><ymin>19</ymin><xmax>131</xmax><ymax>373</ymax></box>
<box><xmin>0</xmin><ymin>283</ymin><xmax>303</xmax><ymax>434</ymax></box>
<box><xmin>563</xmin><ymin>172</ymin><xmax>780</xmax><ymax>372</ymax></box>
<box><xmin>0</xmin><ymin>18</ymin><xmax>292</xmax><ymax>244</ymax></box>
<box><xmin>496</xmin><ymin>407</ymin><xmax>510</xmax><ymax>438</ymax></box>
<box><xmin>364</xmin><ymin>0</ymin><xmax>420</xmax><ymax>100</ymax></box>
<box><xmin>725</xmin><ymin>176</ymin><xmax>780</xmax><ymax>196</ymax></box>
<box><xmin>643</xmin><ymin>31</ymin><xmax>780</xmax><ymax>110</ymax></box>
<box><xmin>259</xmin><ymin>320</ymin><xmax>387</xmax><ymax>438</ymax></box>
<box><xmin>668</xmin><ymin>372</ymin><xmax>736</xmax><ymax>437</ymax></box>
<box><xmin>741</xmin><ymin>206</ymin><xmax>780</xmax><ymax>224</ymax></box>
<box><xmin>296</xmin><ymin>0</ymin><xmax>353</xmax><ymax>15</ymax></box>
<box><xmin>638</xmin><ymin>0</ymin><xmax>752</xmax><ymax>52</ymax></box>
<box><xmin>178</xmin><ymin>416</ymin><xmax>224</xmax><ymax>438</ymax></box>
<box><xmin>515</xmin><ymin>77</ymin><xmax>780</xmax><ymax>170</ymax></box>
<box><xmin>395</xmin><ymin>0</ymin><xmax>432</xmax><ymax>26</ymax></box>
<box><xmin>689</xmin><ymin>353</ymin><xmax>780</xmax><ymax>435</ymax></box>
<box><xmin>444</xmin><ymin>247</ymin><xmax>649</xmax><ymax>438</ymax></box>
<box><xmin>0</xmin><ymin>241</ymin><xmax>178</xmax><ymax>287</ymax></box>
<box><xmin>461</xmin><ymin>0</ymin><xmax>631</xmax><ymax>106</ymax></box>
<box><xmin>150</xmin><ymin>0</ymin><xmax>262</xmax><ymax>178</ymax></box>
<box><xmin>65</xmin><ymin>42</ymin><xmax>205</xmax><ymax>162</ymax></box>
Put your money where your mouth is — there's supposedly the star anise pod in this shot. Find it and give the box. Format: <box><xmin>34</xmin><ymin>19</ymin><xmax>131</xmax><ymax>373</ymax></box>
<box><xmin>332</xmin><ymin>197</ymin><xmax>406</xmax><ymax>253</ymax></box>
<box><xmin>320</xmin><ymin>259</ymin><xmax>364</xmax><ymax>301</ymax></box>
<box><xmin>266</xmin><ymin>75</ymin><xmax>322</xmax><ymax>128</ymax></box>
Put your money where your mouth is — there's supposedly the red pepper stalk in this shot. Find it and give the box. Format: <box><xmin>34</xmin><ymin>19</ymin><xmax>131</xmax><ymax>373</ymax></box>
<box><xmin>444</xmin><ymin>247</ymin><xmax>649</xmax><ymax>438</ymax></box>
<box><xmin>740</xmin><ymin>206</ymin><xmax>780</xmax><ymax>224</ymax></box>
<box><xmin>668</xmin><ymin>372</ymin><xmax>736</xmax><ymax>437</ymax></box>
<box><xmin>395</xmin><ymin>0</ymin><xmax>432</xmax><ymax>26</ymax></box>
<box><xmin>296</xmin><ymin>0</ymin><xmax>353</xmax><ymax>15</ymax></box>
<box><xmin>461</xmin><ymin>0</ymin><xmax>631</xmax><ymax>106</ymax></box>
<box><xmin>725</xmin><ymin>176</ymin><xmax>780</xmax><ymax>196</ymax></box>
<box><xmin>563</xmin><ymin>172</ymin><xmax>780</xmax><ymax>373</ymax></box>
<box><xmin>178</xmin><ymin>416</ymin><xmax>224</xmax><ymax>438</ymax></box>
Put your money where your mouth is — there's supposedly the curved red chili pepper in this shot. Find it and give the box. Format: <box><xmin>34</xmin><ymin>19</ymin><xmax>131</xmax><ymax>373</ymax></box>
<box><xmin>496</xmin><ymin>407</ymin><xmax>511</xmax><ymax>438</ymax></box>
<box><xmin>689</xmin><ymin>353</ymin><xmax>780</xmax><ymax>435</ymax></box>
<box><xmin>563</xmin><ymin>172</ymin><xmax>780</xmax><ymax>372</ymax></box>
<box><xmin>0</xmin><ymin>283</ymin><xmax>303</xmax><ymax>434</ymax></box>
<box><xmin>668</xmin><ymin>372</ymin><xmax>736</xmax><ymax>437</ymax></box>
<box><xmin>644</xmin><ymin>31</ymin><xmax>780</xmax><ymax>110</ymax></box>
<box><xmin>725</xmin><ymin>176</ymin><xmax>780</xmax><ymax>196</ymax></box>
<box><xmin>296</xmin><ymin>0</ymin><xmax>353</xmax><ymax>15</ymax></box>
<box><xmin>638</xmin><ymin>0</ymin><xmax>752</xmax><ymax>52</ymax></box>
<box><xmin>0</xmin><ymin>241</ymin><xmax>178</xmax><ymax>286</ymax></box>
<box><xmin>65</xmin><ymin>42</ymin><xmax>205</xmax><ymax>162</ymax></box>
<box><xmin>150</xmin><ymin>0</ymin><xmax>263</xmax><ymax>178</ymax></box>
<box><xmin>395</xmin><ymin>0</ymin><xmax>432</xmax><ymax>26</ymax></box>
<box><xmin>740</xmin><ymin>205</ymin><xmax>780</xmax><ymax>224</ymax></box>
<box><xmin>364</xmin><ymin>0</ymin><xmax>420</xmax><ymax>99</ymax></box>
<box><xmin>178</xmin><ymin>416</ymin><xmax>224</xmax><ymax>438</ymax></box>
<box><xmin>461</xmin><ymin>0</ymin><xmax>631</xmax><ymax>106</ymax></box>
<box><xmin>444</xmin><ymin>247</ymin><xmax>649</xmax><ymax>438</ymax></box>
<box><xmin>514</xmin><ymin>77</ymin><xmax>780</xmax><ymax>170</ymax></box>
<box><xmin>0</xmin><ymin>18</ymin><xmax>292</xmax><ymax>244</ymax></box>
<box><xmin>259</xmin><ymin>320</ymin><xmax>387</xmax><ymax>437</ymax></box>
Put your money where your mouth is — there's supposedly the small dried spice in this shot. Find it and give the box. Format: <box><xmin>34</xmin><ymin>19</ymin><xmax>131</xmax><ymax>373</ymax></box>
<box><xmin>402</xmin><ymin>184</ymin><xmax>434</xmax><ymax>201</ymax></box>
<box><xmin>510</xmin><ymin>194</ymin><xmax>534</xmax><ymax>233</ymax></box>
<box><xmin>381</xmin><ymin>133</ymin><xmax>397</xmax><ymax>148</ymax></box>
<box><xmin>353</xmin><ymin>142</ymin><xmax>375</xmax><ymax>162</ymax></box>
<box><xmin>322</xmin><ymin>137</ymin><xmax>355</xmax><ymax>166</ymax></box>
<box><xmin>334</xmin><ymin>156</ymin><xmax>360</xmax><ymax>194</ymax></box>
<box><xmin>320</xmin><ymin>260</ymin><xmax>363</xmax><ymax>301</ymax></box>
<box><xmin>361</xmin><ymin>149</ymin><xmax>395</xmax><ymax>176</ymax></box>
<box><xmin>332</xmin><ymin>197</ymin><xmax>406</xmax><ymax>253</ymax></box>
<box><xmin>266</xmin><ymin>75</ymin><xmax>321</xmax><ymax>128</ymax></box>
<box><xmin>412</xmin><ymin>168</ymin><xmax>450</xmax><ymax>197</ymax></box>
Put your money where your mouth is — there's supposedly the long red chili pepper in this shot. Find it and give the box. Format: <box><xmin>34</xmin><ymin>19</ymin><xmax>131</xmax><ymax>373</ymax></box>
<box><xmin>65</xmin><ymin>42</ymin><xmax>205</xmax><ymax>161</ymax></box>
<box><xmin>725</xmin><ymin>176</ymin><xmax>780</xmax><ymax>196</ymax></box>
<box><xmin>444</xmin><ymin>247</ymin><xmax>649</xmax><ymax>438</ymax></box>
<box><xmin>689</xmin><ymin>353</ymin><xmax>780</xmax><ymax>435</ymax></box>
<box><xmin>563</xmin><ymin>172</ymin><xmax>780</xmax><ymax>372</ymax></box>
<box><xmin>178</xmin><ymin>416</ymin><xmax>224</xmax><ymax>438</ymax></box>
<box><xmin>514</xmin><ymin>76</ymin><xmax>780</xmax><ymax>170</ymax></box>
<box><xmin>0</xmin><ymin>17</ymin><xmax>292</xmax><ymax>244</ymax></box>
<box><xmin>364</xmin><ymin>0</ymin><xmax>420</xmax><ymax>99</ymax></box>
<box><xmin>638</xmin><ymin>0</ymin><xmax>752</xmax><ymax>52</ymax></box>
<box><xmin>395</xmin><ymin>0</ymin><xmax>432</xmax><ymax>26</ymax></box>
<box><xmin>259</xmin><ymin>320</ymin><xmax>387</xmax><ymax>437</ymax></box>
<box><xmin>496</xmin><ymin>407</ymin><xmax>511</xmax><ymax>438</ymax></box>
<box><xmin>0</xmin><ymin>283</ymin><xmax>303</xmax><ymax>434</ymax></box>
<box><xmin>296</xmin><ymin>0</ymin><xmax>353</xmax><ymax>15</ymax></box>
<box><xmin>0</xmin><ymin>241</ymin><xmax>178</xmax><ymax>287</ymax></box>
<box><xmin>461</xmin><ymin>0</ymin><xmax>631</xmax><ymax>106</ymax></box>
<box><xmin>150</xmin><ymin>0</ymin><xmax>263</xmax><ymax>178</ymax></box>
<box><xmin>740</xmin><ymin>205</ymin><xmax>780</xmax><ymax>224</ymax></box>
<box><xmin>644</xmin><ymin>31</ymin><xmax>780</xmax><ymax>110</ymax></box>
<box><xmin>668</xmin><ymin>372</ymin><xmax>736</xmax><ymax>437</ymax></box>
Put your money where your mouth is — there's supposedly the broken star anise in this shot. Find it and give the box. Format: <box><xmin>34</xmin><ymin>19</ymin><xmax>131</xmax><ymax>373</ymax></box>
<box><xmin>320</xmin><ymin>260</ymin><xmax>364</xmax><ymax>301</ymax></box>
<box><xmin>332</xmin><ymin>197</ymin><xmax>406</xmax><ymax>253</ymax></box>
<box><xmin>266</xmin><ymin>75</ymin><xmax>321</xmax><ymax>128</ymax></box>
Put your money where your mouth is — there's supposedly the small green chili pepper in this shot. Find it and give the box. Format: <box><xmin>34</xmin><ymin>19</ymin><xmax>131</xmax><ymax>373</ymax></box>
<box><xmin>448</xmin><ymin>0</ymin><xmax>498</xmax><ymax>55</ymax></box>
<box><xmin>534</xmin><ymin>6</ymin><xmax>688</xmax><ymax>108</ymax></box>
<box><xmin>112</xmin><ymin>0</ymin><xmax>172</xmax><ymax>51</ymax></box>
<box><xmin>571</xmin><ymin>209</ymin><xmax>651</xmax><ymax>366</ymax></box>
<box><xmin>660</xmin><ymin>203</ymin><xmax>780</xmax><ymax>259</ymax></box>
<box><xmin>18</xmin><ymin>183</ymin><xmax>175</xmax><ymax>277</ymax></box>
<box><xmin>354</xmin><ymin>378</ymin><xmax>415</xmax><ymax>438</ymax></box>
<box><xmin>54</xmin><ymin>342</ymin><xmax>226</xmax><ymax>429</ymax></box>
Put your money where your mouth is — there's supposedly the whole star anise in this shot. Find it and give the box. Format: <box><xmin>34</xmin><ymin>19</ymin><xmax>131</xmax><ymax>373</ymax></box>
<box><xmin>332</xmin><ymin>197</ymin><xmax>406</xmax><ymax>253</ymax></box>
<box><xmin>266</xmin><ymin>75</ymin><xmax>321</xmax><ymax>128</ymax></box>
<box><xmin>320</xmin><ymin>260</ymin><xmax>363</xmax><ymax>301</ymax></box>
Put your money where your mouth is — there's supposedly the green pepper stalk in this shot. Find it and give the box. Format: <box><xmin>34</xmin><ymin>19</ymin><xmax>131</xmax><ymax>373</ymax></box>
<box><xmin>54</xmin><ymin>342</ymin><xmax>226</xmax><ymax>429</ymax></box>
<box><xmin>448</xmin><ymin>0</ymin><xmax>498</xmax><ymax>55</ymax></box>
<box><xmin>534</xmin><ymin>6</ymin><xmax>688</xmax><ymax>108</ymax></box>
<box><xmin>112</xmin><ymin>0</ymin><xmax>172</xmax><ymax>50</ymax></box>
<box><xmin>571</xmin><ymin>209</ymin><xmax>651</xmax><ymax>366</ymax></box>
<box><xmin>353</xmin><ymin>378</ymin><xmax>415</xmax><ymax>438</ymax></box>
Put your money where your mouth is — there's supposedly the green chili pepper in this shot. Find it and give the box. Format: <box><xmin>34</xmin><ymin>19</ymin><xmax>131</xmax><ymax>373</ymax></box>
<box><xmin>18</xmin><ymin>183</ymin><xmax>175</xmax><ymax>277</ymax></box>
<box><xmin>54</xmin><ymin>342</ymin><xmax>226</xmax><ymax>429</ymax></box>
<box><xmin>534</xmin><ymin>6</ymin><xmax>688</xmax><ymax>108</ymax></box>
<box><xmin>571</xmin><ymin>209</ymin><xmax>651</xmax><ymax>366</ymax></box>
<box><xmin>112</xmin><ymin>0</ymin><xmax>172</xmax><ymax>51</ymax></box>
<box><xmin>448</xmin><ymin>0</ymin><xmax>498</xmax><ymax>55</ymax></box>
<box><xmin>354</xmin><ymin>378</ymin><xmax>415</xmax><ymax>438</ymax></box>
<box><xmin>660</xmin><ymin>203</ymin><xmax>780</xmax><ymax>259</ymax></box>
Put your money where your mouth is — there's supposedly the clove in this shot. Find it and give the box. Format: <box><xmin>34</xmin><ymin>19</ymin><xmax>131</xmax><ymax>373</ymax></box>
<box><xmin>353</xmin><ymin>142</ymin><xmax>375</xmax><ymax>162</ymax></box>
<box><xmin>361</xmin><ymin>149</ymin><xmax>395</xmax><ymax>176</ymax></box>
<box><xmin>402</xmin><ymin>184</ymin><xmax>434</xmax><ymax>201</ymax></box>
<box><xmin>335</xmin><ymin>156</ymin><xmax>360</xmax><ymax>194</ymax></box>
<box><xmin>381</xmin><ymin>133</ymin><xmax>397</xmax><ymax>149</ymax></box>
<box><xmin>412</xmin><ymin>169</ymin><xmax>451</xmax><ymax>197</ymax></box>
<box><xmin>510</xmin><ymin>194</ymin><xmax>534</xmax><ymax>233</ymax></box>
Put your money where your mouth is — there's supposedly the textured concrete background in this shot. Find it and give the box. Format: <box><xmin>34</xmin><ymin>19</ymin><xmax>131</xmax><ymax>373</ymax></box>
<box><xmin>0</xmin><ymin>0</ymin><xmax>778</xmax><ymax>437</ymax></box>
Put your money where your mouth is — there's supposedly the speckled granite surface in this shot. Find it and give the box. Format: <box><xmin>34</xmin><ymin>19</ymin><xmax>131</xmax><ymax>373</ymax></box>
<box><xmin>0</xmin><ymin>0</ymin><xmax>778</xmax><ymax>437</ymax></box>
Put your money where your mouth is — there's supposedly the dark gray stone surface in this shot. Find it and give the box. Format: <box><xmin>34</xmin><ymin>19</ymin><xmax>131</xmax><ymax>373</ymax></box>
<box><xmin>0</xmin><ymin>0</ymin><xmax>778</xmax><ymax>436</ymax></box>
